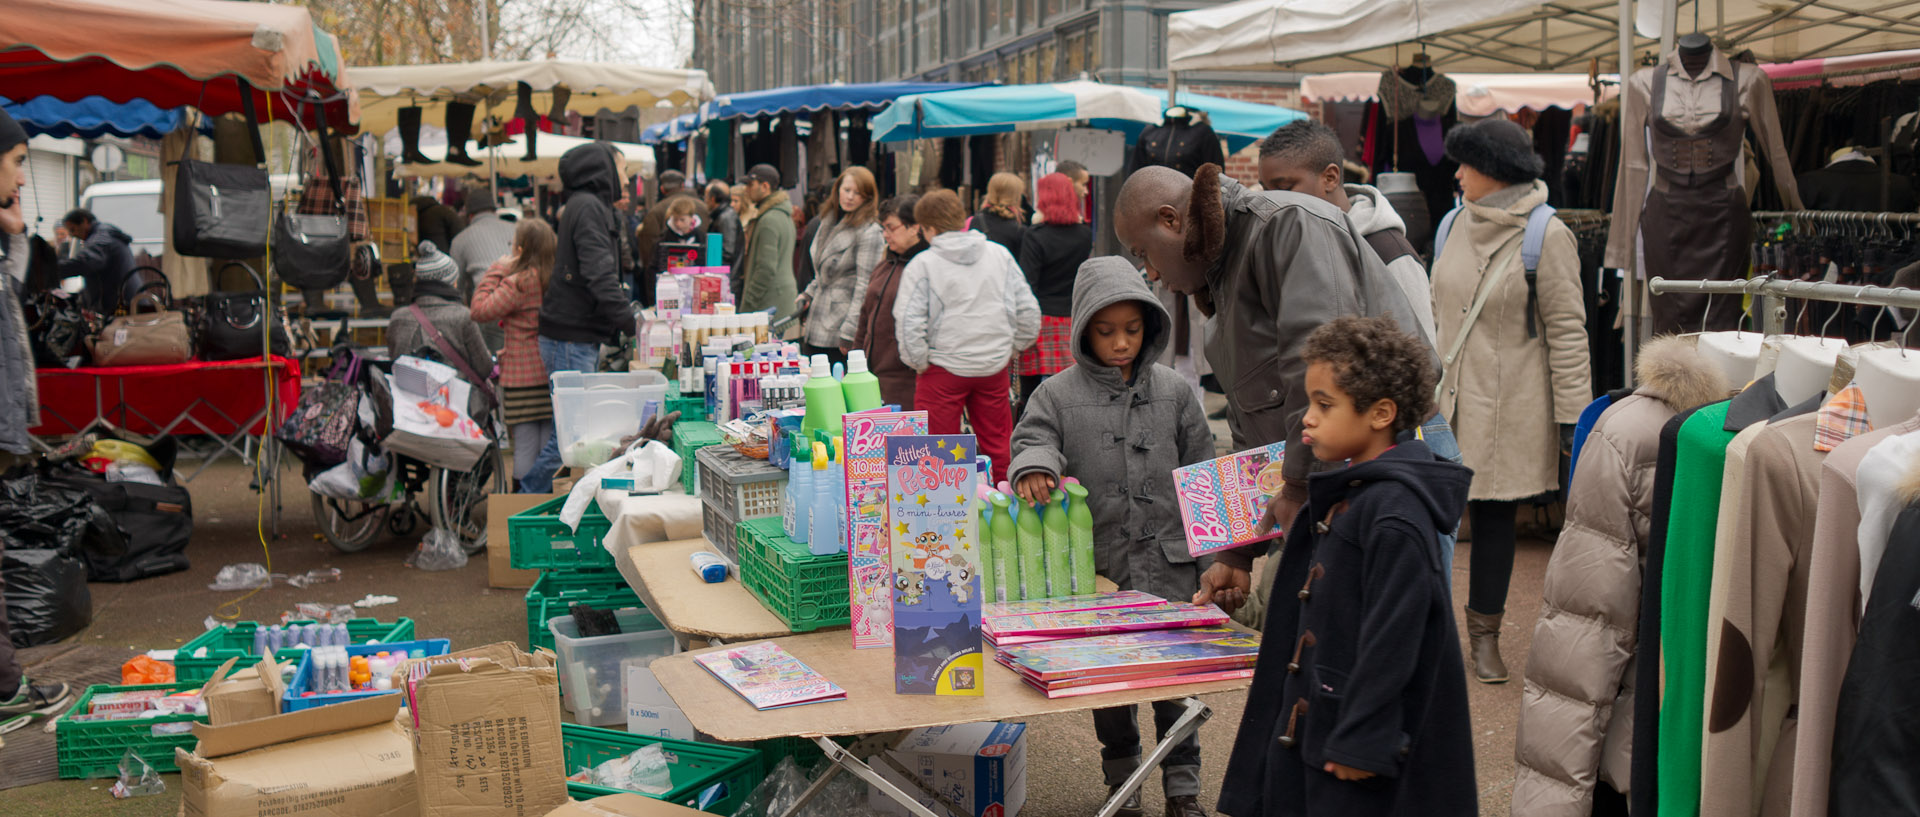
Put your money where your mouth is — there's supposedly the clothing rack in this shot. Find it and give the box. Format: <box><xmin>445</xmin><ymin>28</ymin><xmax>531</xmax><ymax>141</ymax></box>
<box><xmin>1647</xmin><ymin>276</ymin><xmax>1920</xmax><ymax>335</ymax></box>
<box><xmin>1752</xmin><ymin>210</ymin><xmax>1920</xmax><ymax>226</ymax></box>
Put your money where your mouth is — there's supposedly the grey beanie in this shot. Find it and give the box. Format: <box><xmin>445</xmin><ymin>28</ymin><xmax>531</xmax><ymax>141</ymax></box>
<box><xmin>414</xmin><ymin>241</ymin><xmax>459</xmax><ymax>286</ymax></box>
<box><xmin>1444</xmin><ymin>118</ymin><xmax>1545</xmax><ymax>185</ymax></box>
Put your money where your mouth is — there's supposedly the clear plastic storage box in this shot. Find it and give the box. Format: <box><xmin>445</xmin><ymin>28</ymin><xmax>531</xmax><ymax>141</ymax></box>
<box><xmin>551</xmin><ymin>370</ymin><xmax>670</xmax><ymax>467</ymax></box>
<box><xmin>548</xmin><ymin>608</ymin><xmax>676</xmax><ymax>727</ymax></box>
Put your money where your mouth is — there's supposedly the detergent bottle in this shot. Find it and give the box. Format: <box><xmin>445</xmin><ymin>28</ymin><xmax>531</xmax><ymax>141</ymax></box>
<box><xmin>808</xmin><ymin>441</ymin><xmax>838</xmax><ymax>556</ymax></box>
<box><xmin>1043</xmin><ymin>489</ymin><xmax>1071</xmax><ymax>597</ymax></box>
<box><xmin>1064</xmin><ymin>481</ymin><xmax>1097</xmax><ymax>595</ymax></box>
<box><xmin>800</xmin><ymin>355</ymin><xmax>847</xmax><ymax>440</ymax></box>
<box><xmin>989</xmin><ymin>492</ymin><xmax>1019</xmax><ymax>602</ymax></box>
<box><xmin>1016</xmin><ymin>494</ymin><xmax>1045</xmax><ymax>600</ymax></box>
<box><xmin>786</xmin><ymin>432</ymin><xmax>811</xmax><ymax>545</ymax></box>
<box><xmin>840</xmin><ymin>350</ymin><xmax>883</xmax><ymax>411</ymax></box>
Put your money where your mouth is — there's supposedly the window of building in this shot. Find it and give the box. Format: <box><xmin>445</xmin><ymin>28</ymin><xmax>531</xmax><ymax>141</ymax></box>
<box><xmin>1086</xmin><ymin>22</ymin><xmax>1101</xmax><ymax>73</ymax></box>
<box><xmin>1039</xmin><ymin>40</ymin><xmax>1056</xmax><ymax>81</ymax></box>
<box><xmin>1064</xmin><ymin>29</ymin><xmax>1084</xmax><ymax>76</ymax></box>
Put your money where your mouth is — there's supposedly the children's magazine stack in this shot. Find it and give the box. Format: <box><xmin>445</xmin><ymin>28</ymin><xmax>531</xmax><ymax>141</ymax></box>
<box><xmin>983</xmin><ymin>592</ymin><xmax>1255</xmax><ymax>698</ymax></box>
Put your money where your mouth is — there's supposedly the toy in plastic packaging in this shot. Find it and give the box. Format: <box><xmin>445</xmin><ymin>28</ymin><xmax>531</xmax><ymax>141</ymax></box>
<box><xmin>207</xmin><ymin>563</ymin><xmax>271</xmax><ymax>591</ymax></box>
<box><xmin>109</xmin><ymin>749</ymin><xmax>166</xmax><ymax>798</ymax></box>
<box><xmin>407</xmin><ymin>527</ymin><xmax>469</xmax><ymax>572</ymax></box>
<box><xmin>121</xmin><ymin>655</ymin><xmax>175</xmax><ymax>685</ymax></box>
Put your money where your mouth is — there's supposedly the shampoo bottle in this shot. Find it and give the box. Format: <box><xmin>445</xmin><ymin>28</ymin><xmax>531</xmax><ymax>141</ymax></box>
<box><xmin>1043</xmin><ymin>489</ymin><xmax>1071</xmax><ymax>597</ymax></box>
<box><xmin>989</xmin><ymin>492</ymin><xmax>1019</xmax><ymax>602</ymax></box>
<box><xmin>973</xmin><ymin>486</ymin><xmax>995</xmax><ymax>604</ymax></box>
<box><xmin>1064</xmin><ymin>481</ymin><xmax>1096</xmax><ymax>595</ymax></box>
<box><xmin>1016</xmin><ymin>494</ymin><xmax>1044</xmax><ymax>600</ymax></box>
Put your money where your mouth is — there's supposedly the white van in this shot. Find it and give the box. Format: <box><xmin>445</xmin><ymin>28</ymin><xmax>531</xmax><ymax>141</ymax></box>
<box><xmin>78</xmin><ymin>174</ymin><xmax>301</xmax><ymax>260</ymax></box>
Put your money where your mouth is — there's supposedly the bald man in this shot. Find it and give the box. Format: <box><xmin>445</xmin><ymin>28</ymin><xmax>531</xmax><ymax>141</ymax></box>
<box><xmin>1113</xmin><ymin>163</ymin><xmax>1436</xmax><ymax>615</ymax></box>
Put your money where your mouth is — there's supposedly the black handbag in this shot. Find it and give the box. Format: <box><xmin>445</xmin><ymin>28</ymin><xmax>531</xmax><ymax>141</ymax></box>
<box><xmin>272</xmin><ymin>120</ymin><xmax>351</xmax><ymax>290</ymax></box>
<box><xmin>201</xmin><ymin>262</ymin><xmax>292</xmax><ymax>360</ymax></box>
<box><xmin>173</xmin><ymin>88</ymin><xmax>270</xmax><ymax>259</ymax></box>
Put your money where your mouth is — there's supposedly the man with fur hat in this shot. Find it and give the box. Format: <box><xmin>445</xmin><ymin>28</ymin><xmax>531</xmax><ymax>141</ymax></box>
<box><xmin>1113</xmin><ymin>162</ymin><xmax>1435</xmax><ymax>624</ymax></box>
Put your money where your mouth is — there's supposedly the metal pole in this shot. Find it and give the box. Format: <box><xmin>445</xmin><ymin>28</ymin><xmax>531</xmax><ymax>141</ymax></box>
<box><xmin>1168</xmin><ymin>70</ymin><xmax>1179</xmax><ymax>107</ymax></box>
<box><xmin>1659</xmin><ymin>0</ymin><xmax>1679</xmax><ymax>56</ymax></box>
<box><xmin>1619</xmin><ymin>0</ymin><xmax>1639</xmax><ymax>386</ymax></box>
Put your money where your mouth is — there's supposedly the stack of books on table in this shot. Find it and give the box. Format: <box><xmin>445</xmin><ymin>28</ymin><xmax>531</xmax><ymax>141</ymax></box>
<box><xmin>983</xmin><ymin>592</ymin><xmax>1256</xmax><ymax>698</ymax></box>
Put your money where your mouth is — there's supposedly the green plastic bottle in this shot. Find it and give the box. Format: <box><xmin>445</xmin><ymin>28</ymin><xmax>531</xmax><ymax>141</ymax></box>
<box><xmin>1042</xmin><ymin>489</ymin><xmax>1071</xmax><ymax>597</ymax></box>
<box><xmin>1064</xmin><ymin>482</ymin><xmax>1096</xmax><ymax>595</ymax></box>
<box><xmin>800</xmin><ymin>354</ymin><xmax>847</xmax><ymax>440</ymax></box>
<box><xmin>989</xmin><ymin>493</ymin><xmax>1018</xmax><ymax>602</ymax></box>
<box><xmin>974</xmin><ymin>492</ymin><xmax>995</xmax><ymax>604</ymax></box>
<box><xmin>840</xmin><ymin>350</ymin><xmax>884</xmax><ymax>412</ymax></box>
<box><xmin>1016</xmin><ymin>494</ymin><xmax>1045</xmax><ymax>600</ymax></box>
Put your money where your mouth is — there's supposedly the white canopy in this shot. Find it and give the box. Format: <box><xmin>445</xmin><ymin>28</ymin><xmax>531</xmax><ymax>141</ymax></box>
<box><xmin>390</xmin><ymin>132</ymin><xmax>655</xmax><ymax>180</ymax></box>
<box><xmin>350</xmin><ymin>60</ymin><xmax>713</xmax><ymax>135</ymax></box>
<box><xmin>1169</xmin><ymin>0</ymin><xmax>1920</xmax><ymax>74</ymax></box>
<box><xmin>1301</xmin><ymin>72</ymin><xmax>1617</xmax><ymax>115</ymax></box>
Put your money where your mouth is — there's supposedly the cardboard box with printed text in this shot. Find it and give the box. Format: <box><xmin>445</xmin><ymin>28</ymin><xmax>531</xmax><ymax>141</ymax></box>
<box><xmin>175</xmin><ymin>693</ymin><xmax>416</xmax><ymax>817</ymax></box>
<box><xmin>399</xmin><ymin>641</ymin><xmax>568</xmax><ymax>817</ymax></box>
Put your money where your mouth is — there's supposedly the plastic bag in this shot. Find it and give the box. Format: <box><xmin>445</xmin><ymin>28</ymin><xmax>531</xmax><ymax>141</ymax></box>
<box><xmin>109</xmin><ymin>749</ymin><xmax>165</xmax><ymax>798</ymax></box>
<box><xmin>0</xmin><ymin>467</ymin><xmax>122</xmax><ymax>573</ymax></box>
<box><xmin>733</xmin><ymin>757</ymin><xmax>890</xmax><ymax>817</ymax></box>
<box><xmin>283</xmin><ymin>603</ymin><xmax>356</xmax><ymax>624</ymax></box>
<box><xmin>407</xmin><ymin>527</ymin><xmax>469</xmax><ymax>571</ymax></box>
<box><xmin>207</xmin><ymin>563</ymin><xmax>271</xmax><ymax>591</ymax></box>
<box><xmin>559</xmin><ymin>440</ymin><xmax>681</xmax><ymax>532</ymax></box>
<box><xmin>122</xmin><ymin>655</ymin><xmax>176</xmax><ymax>685</ymax></box>
<box><xmin>585</xmin><ymin>744</ymin><xmax>672</xmax><ymax>794</ymax></box>
<box><xmin>3</xmin><ymin>548</ymin><xmax>92</xmax><ymax>648</ymax></box>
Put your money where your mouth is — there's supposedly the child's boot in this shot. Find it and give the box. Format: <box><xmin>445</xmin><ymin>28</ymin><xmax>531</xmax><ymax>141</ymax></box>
<box><xmin>1467</xmin><ymin>608</ymin><xmax>1509</xmax><ymax>683</ymax></box>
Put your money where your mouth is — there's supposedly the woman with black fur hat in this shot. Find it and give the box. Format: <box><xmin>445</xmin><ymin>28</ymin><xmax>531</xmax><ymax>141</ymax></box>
<box><xmin>1429</xmin><ymin>117</ymin><xmax>1591</xmax><ymax>685</ymax></box>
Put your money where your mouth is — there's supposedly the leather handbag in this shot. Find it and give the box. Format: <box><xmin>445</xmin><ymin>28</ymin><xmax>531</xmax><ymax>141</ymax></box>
<box><xmin>173</xmin><ymin>88</ymin><xmax>270</xmax><ymax>259</ymax></box>
<box><xmin>272</xmin><ymin>119</ymin><xmax>352</xmax><ymax>290</ymax></box>
<box><xmin>201</xmin><ymin>262</ymin><xmax>292</xmax><ymax>361</ymax></box>
<box><xmin>90</xmin><ymin>281</ymin><xmax>193</xmax><ymax>366</ymax></box>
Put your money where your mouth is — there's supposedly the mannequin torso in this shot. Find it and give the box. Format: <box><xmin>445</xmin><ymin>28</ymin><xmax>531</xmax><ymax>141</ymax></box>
<box><xmin>1773</xmin><ymin>335</ymin><xmax>1845</xmax><ymax>406</ymax></box>
<box><xmin>1695</xmin><ymin>331</ymin><xmax>1763</xmax><ymax>386</ymax></box>
<box><xmin>1855</xmin><ymin>346</ymin><xmax>1920</xmax><ymax>426</ymax></box>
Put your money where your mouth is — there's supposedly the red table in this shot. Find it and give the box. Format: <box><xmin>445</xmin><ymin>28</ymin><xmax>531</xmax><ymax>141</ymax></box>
<box><xmin>32</xmin><ymin>358</ymin><xmax>302</xmax><ymax>513</ymax></box>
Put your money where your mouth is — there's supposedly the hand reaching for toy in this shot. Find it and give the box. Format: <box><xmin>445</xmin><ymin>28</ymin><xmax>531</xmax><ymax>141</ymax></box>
<box><xmin>1015</xmin><ymin>472</ymin><xmax>1056</xmax><ymax>506</ymax></box>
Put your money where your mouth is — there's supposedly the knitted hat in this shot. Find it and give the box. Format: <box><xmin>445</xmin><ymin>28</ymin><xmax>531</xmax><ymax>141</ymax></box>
<box><xmin>1443</xmin><ymin>118</ymin><xmax>1545</xmax><ymax>185</ymax></box>
<box><xmin>0</xmin><ymin>107</ymin><xmax>25</xmax><ymax>156</ymax></box>
<box><xmin>414</xmin><ymin>241</ymin><xmax>459</xmax><ymax>286</ymax></box>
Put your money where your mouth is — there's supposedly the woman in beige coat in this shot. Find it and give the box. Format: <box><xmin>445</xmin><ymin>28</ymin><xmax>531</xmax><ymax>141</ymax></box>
<box><xmin>1431</xmin><ymin>118</ymin><xmax>1592</xmax><ymax>683</ymax></box>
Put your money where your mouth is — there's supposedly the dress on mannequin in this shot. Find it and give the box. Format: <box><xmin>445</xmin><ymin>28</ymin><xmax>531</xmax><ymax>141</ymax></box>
<box><xmin>1376</xmin><ymin>61</ymin><xmax>1459</xmax><ymax>252</ymax></box>
<box><xmin>1606</xmin><ymin>39</ymin><xmax>1803</xmax><ymax>335</ymax></box>
<box><xmin>1128</xmin><ymin>109</ymin><xmax>1226</xmax><ymax>177</ymax></box>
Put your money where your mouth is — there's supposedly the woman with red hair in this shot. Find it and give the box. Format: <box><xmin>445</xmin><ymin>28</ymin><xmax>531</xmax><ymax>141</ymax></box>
<box><xmin>1014</xmin><ymin>172</ymin><xmax>1094</xmax><ymax>416</ymax></box>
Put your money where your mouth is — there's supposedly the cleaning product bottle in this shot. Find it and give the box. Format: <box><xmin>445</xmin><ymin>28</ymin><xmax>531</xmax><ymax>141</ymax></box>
<box><xmin>840</xmin><ymin>350</ymin><xmax>883</xmax><ymax>411</ymax></box>
<box><xmin>990</xmin><ymin>493</ymin><xmax>1020</xmax><ymax>601</ymax></box>
<box><xmin>830</xmin><ymin>436</ymin><xmax>848</xmax><ymax>553</ymax></box>
<box><xmin>974</xmin><ymin>486</ymin><xmax>997</xmax><ymax>603</ymax></box>
<box><xmin>787</xmin><ymin>432</ymin><xmax>811</xmax><ymax>544</ymax></box>
<box><xmin>800</xmin><ymin>354</ymin><xmax>847</xmax><ymax>440</ymax></box>
<box><xmin>1043</xmin><ymin>489</ymin><xmax>1071</xmax><ymax>597</ymax></box>
<box><xmin>1016</xmin><ymin>493</ymin><xmax>1045</xmax><ymax>600</ymax></box>
<box><xmin>808</xmin><ymin>441</ymin><xmax>838</xmax><ymax>556</ymax></box>
<box><xmin>1064</xmin><ymin>481</ymin><xmax>1096</xmax><ymax>595</ymax></box>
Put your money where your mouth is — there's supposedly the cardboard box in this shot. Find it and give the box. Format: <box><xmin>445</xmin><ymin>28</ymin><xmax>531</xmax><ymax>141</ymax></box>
<box><xmin>544</xmin><ymin>793</ymin><xmax>711</xmax><ymax>817</ymax></box>
<box><xmin>490</xmin><ymin>493</ymin><xmax>557</xmax><ymax>588</ymax></box>
<box><xmin>623</xmin><ymin>661</ymin><xmax>696</xmax><ymax>741</ymax></box>
<box><xmin>176</xmin><ymin>693</ymin><xmax>416</xmax><ymax>817</ymax></box>
<box><xmin>202</xmin><ymin>655</ymin><xmax>286</xmax><ymax>726</ymax></box>
<box><xmin>402</xmin><ymin>641</ymin><xmax>568</xmax><ymax>817</ymax></box>
<box><xmin>869</xmin><ymin>723</ymin><xmax>1028</xmax><ymax>817</ymax></box>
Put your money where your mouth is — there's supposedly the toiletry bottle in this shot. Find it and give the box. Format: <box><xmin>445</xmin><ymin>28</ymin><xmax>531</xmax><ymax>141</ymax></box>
<box><xmin>990</xmin><ymin>493</ymin><xmax>1020</xmax><ymax>601</ymax></box>
<box><xmin>1043</xmin><ymin>489</ymin><xmax>1071</xmax><ymax>597</ymax></box>
<box><xmin>1064</xmin><ymin>482</ymin><xmax>1096</xmax><ymax>595</ymax></box>
<box><xmin>1016</xmin><ymin>493</ymin><xmax>1045</xmax><ymax>600</ymax></box>
<box><xmin>787</xmin><ymin>432</ymin><xmax>811</xmax><ymax>545</ymax></box>
<box><xmin>840</xmin><ymin>350</ymin><xmax>883</xmax><ymax>411</ymax></box>
<box><xmin>809</xmin><ymin>441</ymin><xmax>838</xmax><ymax>556</ymax></box>
<box><xmin>800</xmin><ymin>354</ymin><xmax>848</xmax><ymax>440</ymax></box>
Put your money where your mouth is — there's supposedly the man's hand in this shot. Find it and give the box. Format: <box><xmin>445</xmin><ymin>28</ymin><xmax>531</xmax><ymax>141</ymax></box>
<box><xmin>0</xmin><ymin>196</ymin><xmax>22</xmax><ymax>235</ymax></box>
<box><xmin>1015</xmin><ymin>472</ymin><xmax>1056</xmax><ymax>506</ymax></box>
<box><xmin>794</xmin><ymin>293</ymin><xmax>812</xmax><ymax>314</ymax></box>
<box><xmin>1324</xmin><ymin>762</ymin><xmax>1376</xmax><ymax>781</ymax></box>
<box><xmin>617</xmin><ymin>410</ymin><xmax>682</xmax><ymax>452</ymax></box>
<box><xmin>1193</xmin><ymin>562</ymin><xmax>1252</xmax><ymax>614</ymax></box>
<box><xmin>1253</xmin><ymin>488</ymin><xmax>1305</xmax><ymax>538</ymax></box>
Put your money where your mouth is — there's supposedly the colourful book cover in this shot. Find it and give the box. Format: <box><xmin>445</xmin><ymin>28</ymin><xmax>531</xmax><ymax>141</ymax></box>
<box><xmin>887</xmin><ymin>434</ymin><xmax>984</xmax><ymax>696</ymax></box>
<box><xmin>844</xmin><ymin>410</ymin><xmax>930</xmax><ymax>650</ymax></box>
<box><xmin>999</xmin><ymin>629</ymin><xmax>1261</xmax><ymax>681</ymax></box>
<box><xmin>982</xmin><ymin>590</ymin><xmax>1168</xmax><ymax>620</ymax></box>
<box><xmin>1173</xmin><ymin>442</ymin><xmax>1288</xmax><ymax>557</ymax></box>
<box><xmin>1023</xmin><ymin>667</ymin><xmax>1257</xmax><ymax>699</ymax></box>
<box><xmin>983</xmin><ymin>604</ymin><xmax>1230</xmax><ymax>641</ymax></box>
<box><xmin>695</xmin><ymin>641</ymin><xmax>847</xmax><ymax>710</ymax></box>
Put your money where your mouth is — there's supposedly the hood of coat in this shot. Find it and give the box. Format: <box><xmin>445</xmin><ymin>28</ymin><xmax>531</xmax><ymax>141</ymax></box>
<box><xmin>1342</xmin><ymin>184</ymin><xmax>1407</xmax><ymax>237</ymax></box>
<box><xmin>1309</xmin><ymin>439</ymin><xmax>1472</xmax><ymax>535</ymax></box>
<box><xmin>1634</xmin><ymin>335</ymin><xmax>1732</xmax><ymax>412</ymax></box>
<box><xmin>1069</xmin><ymin>257</ymin><xmax>1169</xmax><ymax>388</ymax></box>
<box><xmin>927</xmin><ymin>229</ymin><xmax>988</xmax><ymax>265</ymax></box>
<box><xmin>559</xmin><ymin>143</ymin><xmax>620</xmax><ymax>205</ymax></box>
<box><xmin>94</xmin><ymin>223</ymin><xmax>132</xmax><ymax>246</ymax></box>
<box><xmin>755</xmin><ymin>189</ymin><xmax>792</xmax><ymax>220</ymax></box>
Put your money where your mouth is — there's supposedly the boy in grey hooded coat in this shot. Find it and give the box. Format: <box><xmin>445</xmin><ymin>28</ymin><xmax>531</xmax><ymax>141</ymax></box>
<box><xmin>1008</xmin><ymin>256</ymin><xmax>1216</xmax><ymax>813</ymax></box>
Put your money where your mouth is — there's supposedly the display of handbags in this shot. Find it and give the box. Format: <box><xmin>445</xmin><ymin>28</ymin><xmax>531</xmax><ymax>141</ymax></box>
<box><xmin>173</xmin><ymin>89</ymin><xmax>270</xmax><ymax>259</ymax></box>
<box><xmin>273</xmin><ymin>119</ymin><xmax>352</xmax><ymax>290</ymax></box>
<box><xmin>200</xmin><ymin>261</ymin><xmax>291</xmax><ymax>361</ymax></box>
<box><xmin>89</xmin><ymin>280</ymin><xmax>193</xmax><ymax>367</ymax></box>
<box><xmin>276</xmin><ymin>353</ymin><xmax>363</xmax><ymax>469</ymax></box>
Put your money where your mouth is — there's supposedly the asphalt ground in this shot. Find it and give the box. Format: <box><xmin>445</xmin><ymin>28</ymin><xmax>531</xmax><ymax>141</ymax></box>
<box><xmin>0</xmin><ymin>400</ymin><xmax>1552</xmax><ymax>816</ymax></box>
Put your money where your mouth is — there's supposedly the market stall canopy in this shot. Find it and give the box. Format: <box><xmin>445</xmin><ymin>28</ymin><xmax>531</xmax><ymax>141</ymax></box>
<box><xmin>1300</xmin><ymin>72</ymin><xmax>1617</xmax><ymax>116</ymax></box>
<box><xmin>642</xmin><ymin>112</ymin><xmax>701</xmax><ymax>145</ymax></box>
<box><xmin>1168</xmin><ymin>0</ymin><xmax>1920</xmax><ymax>74</ymax></box>
<box><xmin>350</xmin><ymin>60</ymin><xmax>714</xmax><ymax>135</ymax></box>
<box><xmin>390</xmin><ymin>132</ymin><xmax>655</xmax><ymax>179</ymax></box>
<box><xmin>2</xmin><ymin>96</ymin><xmax>190</xmax><ymax>139</ymax></box>
<box><xmin>700</xmin><ymin>82</ymin><xmax>990</xmax><ymax>121</ymax></box>
<box><xmin>0</xmin><ymin>0</ymin><xmax>357</xmax><ymax>130</ymax></box>
<box><xmin>872</xmin><ymin>81</ymin><xmax>1306</xmax><ymax>152</ymax></box>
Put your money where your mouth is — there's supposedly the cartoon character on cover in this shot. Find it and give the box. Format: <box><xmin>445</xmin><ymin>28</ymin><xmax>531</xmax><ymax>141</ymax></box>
<box><xmin>895</xmin><ymin>570</ymin><xmax>927</xmax><ymax>605</ymax></box>
<box><xmin>947</xmin><ymin>562</ymin><xmax>974</xmax><ymax>603</ymax></box>
<box><xmin>905</xmin><ymin>531</ymin><xmax>943</xmax><ymax>571</ymax></box>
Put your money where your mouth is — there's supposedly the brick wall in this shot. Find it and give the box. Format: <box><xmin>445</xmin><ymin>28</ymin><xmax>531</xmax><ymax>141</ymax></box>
<box><xmin>1180</xmin><ymin>82</ymin><xmax>1311</xmax><ymax>188</ymax></box>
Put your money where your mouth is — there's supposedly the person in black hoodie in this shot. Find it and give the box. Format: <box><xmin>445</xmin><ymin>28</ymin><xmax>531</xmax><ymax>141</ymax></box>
<box><xmin>528</xmin><ymin>143</ymin><xmax>630</xmax><ymax>482</ymax></box>
<box><xmin>57</xmin><ymin>209</ymin><xmax>134</xmax><ymax>314</ymax></box>
<box><xmin>1210</xmin><ymin>315</ymin><xmax>1476</xmax><ymax>817</ymax></box>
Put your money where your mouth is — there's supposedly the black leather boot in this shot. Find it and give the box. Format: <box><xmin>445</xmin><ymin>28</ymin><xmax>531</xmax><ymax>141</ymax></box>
<box><xmin>398</xmin><ymin>106</ymin><xmax>432</xmax><ymax>164</ymax></box>
<box><xmin>443</xmin><ymin>101</ymin><xmax>482</xmax><ymax>167</ymax></box>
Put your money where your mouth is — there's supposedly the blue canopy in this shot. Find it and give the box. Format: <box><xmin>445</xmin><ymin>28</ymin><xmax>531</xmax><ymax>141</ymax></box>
<box><xmin>872</xmin><ymin>82</ymin><xmax>1306</xmax><ymax>152</ymax></box>
<box><xmin>702</xmin><ymin>81</ymin><xmax>989</xmax><ymax>121</ymax></box>
<box><xmin>2</xmin><ymin>95</ymin><xmax>189</xmax><ymax>139</ymax></box>
<box><xmin>641</xmin><ymin>112</ymin><xmax>701</xmax><ymax>145</ymax></box>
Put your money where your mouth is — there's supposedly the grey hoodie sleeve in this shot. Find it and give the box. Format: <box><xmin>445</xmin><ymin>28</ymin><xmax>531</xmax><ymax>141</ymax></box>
<box><xmin>1007</xmin><ymin>383</ymin><xmax>1066</xmax><ymax>485</ymax></box>
<box><xmin>1003</xmin><ymin>250</ymin><xmax>1041</xmax><ymax>354</ymax></box>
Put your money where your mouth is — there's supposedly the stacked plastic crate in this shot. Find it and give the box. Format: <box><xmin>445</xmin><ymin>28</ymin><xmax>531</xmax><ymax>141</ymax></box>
<box><xmin>508</xmin><ymin>497</ymin><xmax>644</xmax><ymax>653</ymax></box>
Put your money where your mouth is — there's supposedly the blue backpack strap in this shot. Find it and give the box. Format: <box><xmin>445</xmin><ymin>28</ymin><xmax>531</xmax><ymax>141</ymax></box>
<box><xmin>1520</xmin><ymin>203</ymin><xmax>1556</xmax><ymax>339</ymax></box>
<box><xmin>1431</xmin><ymin>205</ymin><xmax>1464</xmax><ymax>262</ymax></box>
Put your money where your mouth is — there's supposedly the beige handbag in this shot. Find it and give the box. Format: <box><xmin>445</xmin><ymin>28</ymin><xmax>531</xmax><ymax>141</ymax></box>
<box><xmin>91</xmin><ymin>285</ymin><xmax>193</xmax><ymax>366</ymax></box>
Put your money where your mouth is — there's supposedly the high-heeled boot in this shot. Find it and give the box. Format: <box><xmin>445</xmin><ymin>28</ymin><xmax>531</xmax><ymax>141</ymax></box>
<box><xmin>443</xmin><ymin>101</ymin><xmax>483</xmax><ymax>167</ymax></box>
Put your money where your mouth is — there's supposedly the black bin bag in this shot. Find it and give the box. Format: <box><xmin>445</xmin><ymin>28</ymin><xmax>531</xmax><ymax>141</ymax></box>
<box><xmin>4</xmin><ymin>548</ymin><xmax>92</xmax><ymax>648</ymax></box>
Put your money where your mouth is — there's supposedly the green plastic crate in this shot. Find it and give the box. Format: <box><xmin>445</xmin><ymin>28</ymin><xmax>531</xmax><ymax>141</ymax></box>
<box><xmin>57</xmin><ymin>682</ymin><xmax>207</xmax><ymax>779</ymax></box>
<box><xmin>525</xmin><ymin>568</ymin><xmax>644</xmax><ymax>652</ymax></box>
<box><xmin>672</xmin><ymin>421</ymin><xmax>726</xmax><ymax>494</ymax></box>
<box><xmin>665</xmin><ymin>388</ymin><xmax>707</xmax><ymax>424</ymax></box>
<box><xmin>561</xmin><ymin>723</ymin><xmax>763</xmax><ymax>813</ymax></box>
<box><xmin>173</xmin><ymin>617</ymin><xmax>417</xmax><ymax>682</ymax></box>
<box><xmin>737</xmin><ymin>518</ymin><xmax>850</xmax><ymax>632</ymax></box>
<box><xmin>508</xmin><ymin>496</ymin><xmax>615</xmax><ymax>570</ymax></box>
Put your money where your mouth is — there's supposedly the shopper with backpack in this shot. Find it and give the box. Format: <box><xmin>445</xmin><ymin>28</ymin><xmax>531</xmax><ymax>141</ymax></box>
<box><xmin>1429</xmin><ymin>117</ymin><xmax>1591</xmax><ymax>684</ymax></box>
